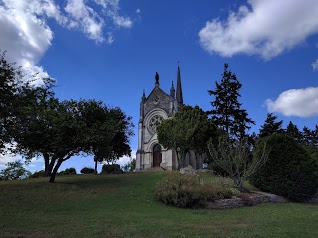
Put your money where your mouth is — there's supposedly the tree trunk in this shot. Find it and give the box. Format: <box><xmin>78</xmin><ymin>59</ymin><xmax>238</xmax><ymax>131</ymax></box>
<box><xmin>47</xmin><ymin>155</ymin><xmax>57</xmax><ymax>177</ymax></box>
<box><xmin>49</xmin><ymin>158</ymin><xmax>63</xmax><ymax>183</ymax></box>
<box><xmin>94</xmin><ymin>159</ymin><xmax>98</xmax><ymax>175</ymax></box>
<box><xmin>44</xmin><ymin>153</ymin><xmax>50</xmax><ymax>176</ymax></box>
<box><xmin>234</xmin><ymin>178</ymin><xmax>250</xmax><ymax>193</ymax></box>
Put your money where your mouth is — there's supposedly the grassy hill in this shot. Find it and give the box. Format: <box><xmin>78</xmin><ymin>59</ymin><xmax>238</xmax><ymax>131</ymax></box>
<box><xmin>1</xmin><ymin>172</ymin><xmax>318</xmax><ymax>238</ymax></box>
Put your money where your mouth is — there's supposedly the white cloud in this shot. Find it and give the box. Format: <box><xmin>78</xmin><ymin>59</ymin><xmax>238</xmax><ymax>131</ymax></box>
<box><xmin>65</xmin><ymin>0</ymin><xmax>105</xmax><ymax>43</ymax></box>
<box><xmin>199</xmin><ymin>0</ymin><xmax>318</xmax><ymax>60</ymax></box>
<box><xmin>0</xmin><ymin>153</ymin><xmax>21</xmax><ymax>168</ymax></box>
<box><xmin>116</xmin><ymin>149</ymin><xmax>136</xmax><ymax>167</ymax></box>
<box><xmin>266</xmin><ymin>87</ymin><xmax>318</xmax><ymax>117</ymax></box>
<box><xmin>0</xmin><ymin>0</ymin><xmax>133</xmax><ymax>79</ymax></box>
<box><xmin>312</xmin><ymin>59</ymin><xmax>318</xmax><ymax>71</ymax></box>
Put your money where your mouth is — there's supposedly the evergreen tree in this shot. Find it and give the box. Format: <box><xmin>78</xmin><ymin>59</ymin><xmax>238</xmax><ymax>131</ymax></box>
<box><xmin>302</xmin><ymin>126</ymin><xmax>313</xmax><ymax>146</ymax></box>
<box><xmin>259</xmin><ymin>113</ymin><xmax>283</xmax><ymax>138</ymax></box>
<box><xmin>208</xmin><ymin>63</ymin><xmax>254</xmax><ymax>139</ymax></box>
<box><xmin>286</xmin><ymin>121</ymin><xmax>302</xmax><ymax>142</ymax></box>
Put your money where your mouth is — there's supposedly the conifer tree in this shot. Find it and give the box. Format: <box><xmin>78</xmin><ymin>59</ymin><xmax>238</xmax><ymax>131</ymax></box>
<box><xmin>286</xmin><ymin>121</ymin><xmax>302</xmax><ymax>142</ymax></box>
<box><xmin>259</xmin><ymin>113</ymin><xmax>283</xmax><ymax>138</ymax></box>
<box><xmin>208</xmin><ymin>63</ymin><xmax>254</xmax><ymax>139</ymax></box>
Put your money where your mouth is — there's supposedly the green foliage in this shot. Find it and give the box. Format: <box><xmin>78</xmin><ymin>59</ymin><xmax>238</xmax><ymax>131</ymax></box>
<box><xmin>80</xmin><ymin>167</ymin><xmax>95</xmax><ymax>174</ymax></box>
<box><xmin>208</xmin><ymin>63</ymin><xmax>254</xmax><ymax>139</ymax></box>
<box><xmin>157</xmin><ymin>105</ymin><xmax>216</xmax><ymax>168</ymax></box>
<box><xmin>207</xmin><ymin>134</ymin><xmax>269</xmax><ymax>192</ymax></box>
<box><xmin>29</xmin><ymin>170</ymin><xmax>46</xmax><ymax>178</ymax></box>
<box><xmin>259</xmin><ymin>113</ymin><xmax>284</xmax><ymax>138</ymax></box>
<box><xmin>155</xmin><ymin>173</ymin><xmax>234</xmax><ymax>208</ymax></box>
<box><xmin>122</xmin><ymin>158</ymin><xmax>136</xmax><ymax>172</ymax></box>
<box><xmin>0</xmin><ymin>160</ymin><xmax>31</xmax><ymax>180</ymax></box>
<box><xmin>58</xmin><ymin>167</ymin><xmax>77</xmax><ymax>176</ymax></box>
<box><xmin>101</xmin><ymin>164</ymin><xmax>123</xmax><ymax>174</ymax></box>
<box><xmin>250</xmin><ymin>134</ymin><xmax>318</xmax><ymax>201</ymax></box>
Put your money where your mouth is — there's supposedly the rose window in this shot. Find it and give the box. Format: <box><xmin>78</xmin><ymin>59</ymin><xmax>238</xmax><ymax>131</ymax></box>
<box><xmin>148</xmin><ymin>115</ymin><xmax>164</xmax><ymax>134</ymax></box>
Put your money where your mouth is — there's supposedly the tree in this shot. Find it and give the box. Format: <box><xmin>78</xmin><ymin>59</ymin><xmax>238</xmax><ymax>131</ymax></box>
<box><xmin>286</xmin><ymin>121</ymin><xmax>302</xmax><ymax>142</ymax></box>
<box><xmin>10</xmin><ymin>97</ymin><xmax>134</xmax><ymax>182</ymax></box>
<box><xmin>207</xmin><ymin>134</ymin><xmax>269</xmax><ymax>192</ymax></box>
<box><xmin>250</xmin><ymin>134</ymin><xmax>318</xmax><ymax>201</ymax></box>
<box><xmin>0</xmin><ymin>160</ymin><xmax>31</xmax><ymax>180</ymax></box>
<box><xmin>90</xmin><ymin>107</ymin><xmax>133</xmax><ymax>174</ymax></box>
<box><xmin>157</xmin><ymin>105</ymin><xmax>216</xmax><ymax>169</ymax></box>
<box><xmin>0</xmin><ymin>50</ymin><xmax>24</xmax><ymax>152</ymax></box>
<box><xmin>0</xmin><ymin>52</ymin><xmax>134</xmax><ymax>182</ymax></box>
<box><xmin>122</xmin><ymin>158</ymin><xmax>136</xmax><ymax>172</ymax></box>
<box><xmin>259</xmin><ymin>113</ymin><xmax>283</xmax><ymax>138</ymax></box>
<box><xmin>208</xmin><ymin>63</ymin><xmax>254</xmax><ymax>139</ymax></box>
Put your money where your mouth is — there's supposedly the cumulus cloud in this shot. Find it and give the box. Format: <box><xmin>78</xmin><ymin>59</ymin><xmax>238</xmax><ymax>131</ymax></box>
<box><xmin>117</xmin><ymin>149</ymin><xmax>136</xmax><ymax>167</ymax></box>
<box><xmin>199</xmin><ymin>0</ymin><xmax>318</xmax><ymax>60</ymax></box>
<box><xmin>312</xmin><ymin>59</ymin><xmax>318</xmax><ymax>71</ymax></box>
<box><xmin>0</xmin><ymin>0</ymin><xmax>133</xmax><ymax>78</ymax></box>
<box><xmin>266</xmin><ymin>87</ymin><xmax>318</xmax><ymax>117</ymax></box>
<box><xmin>0</xmin><ymin>154</ymin><xmax>21</xmax><ymax>168</ymax></box>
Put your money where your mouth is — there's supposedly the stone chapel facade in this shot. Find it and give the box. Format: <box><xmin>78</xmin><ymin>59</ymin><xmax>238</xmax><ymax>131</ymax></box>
<box><xmin>135</xmin><ymin>66</ymin><xmax>203</xmax><ymax>171</ymax></box>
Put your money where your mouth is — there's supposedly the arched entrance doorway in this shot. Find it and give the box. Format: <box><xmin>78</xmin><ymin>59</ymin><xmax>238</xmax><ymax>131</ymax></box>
<box><xmin>153</xmin><ymin>144</ymin><xmax>162</xmax><ymax>167</ymax></box>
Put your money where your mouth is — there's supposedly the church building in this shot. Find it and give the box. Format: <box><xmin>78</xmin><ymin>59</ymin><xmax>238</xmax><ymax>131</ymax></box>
<box><xmin>135</xmin><ymin>66</ymin><xmax>202</xmax><ymax>171</ymax></box>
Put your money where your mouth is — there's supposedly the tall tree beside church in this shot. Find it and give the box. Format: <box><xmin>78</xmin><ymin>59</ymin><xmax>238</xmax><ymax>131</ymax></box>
<box><xmin>259</xmin><ymin>113</ymin><xmax>283</xmax><ymax>138</ymax></box>
<box><xmin>157</xmin><ymin>105</ymin><xmax>216</xmax><ymax>169</ymax></box>
<box><xmin>208</xmin><ymin>63</ymin><xmax>254</xmax><ymax>139</ymax></box>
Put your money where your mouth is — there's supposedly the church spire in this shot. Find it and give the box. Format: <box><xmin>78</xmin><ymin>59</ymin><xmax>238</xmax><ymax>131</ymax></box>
<box><xmin>155</xmin><ymin>72</ymin><xmax>159</xmax><ymax>87</ymax></box>
<box><xmin>176</xmin><ymin>65</ymin><xmax>183</xmax><ymax>104</ymax></box>
<box><xmin>170</xmin><ymin>81</ymin><xmax>175</xmax><ymax>99</ymax></box>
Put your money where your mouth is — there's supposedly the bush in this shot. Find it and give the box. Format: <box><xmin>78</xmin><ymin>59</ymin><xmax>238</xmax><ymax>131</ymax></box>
<box><xmin>80</xmin><ymin>167</ymin><xmax>95</xmax><ymax>174</ymax></box>
<box><xmin>155</xmin><ymin>173</ymin><xmax>234</xmax><ymax>208</ymax></box>
<box><xmin>250</xmin><ymin>134</ymin><xmax>318</xmax><ymax>202</ymax></box>
<box><xmin>29</xmin><ymin>170</ymin><xmax>46</xmax><ymax>178</ymax></box>
<box><xmin>101</xmin><ymin>164</ymin><xmax>123</xmax><ymax>174</ymax></box>
<box><xmin>58</xmin><ymin>167</ymin><xmax>77</xmax><ymax>175</ymax></box>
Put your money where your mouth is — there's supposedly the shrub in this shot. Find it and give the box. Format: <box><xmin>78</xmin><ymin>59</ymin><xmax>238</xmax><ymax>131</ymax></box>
<box><xmin>250</xmin><ymin>134</ymin><xmax>318</xmax><ymax>202</ymax></box>
<box><xmin>80</xmin><ymin>167</ymin><xmax>95</xmax><ymax>174</ymax></box>
<box><xmin>58</xmin><ymin>167</ymin><xmax>77</xmax><ymax>175</ymax></box>
<box><xmin>101</xmin><ymin>164</ymin><xmax>123</xmax><ymax>174</ymax></box>
<box><xmin>155</xmin><ymin>173</ymin><xmax>234</xmax><ymax>208</ymax></box>
<box><xmin>29</xmin><ymin>170</ymin><xmax>46</xmax><ymax>178</ymax></box>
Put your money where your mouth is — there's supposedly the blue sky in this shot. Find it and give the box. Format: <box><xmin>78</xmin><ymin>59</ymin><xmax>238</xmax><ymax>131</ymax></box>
<box><xmin>1</xmin><ymin>0</ymin><xmax>318</xmax><ymax>173</ymax></box>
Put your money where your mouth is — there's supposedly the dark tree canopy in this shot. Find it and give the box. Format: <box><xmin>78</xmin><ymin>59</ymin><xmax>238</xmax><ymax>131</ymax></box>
<box><xmin>258</xmin><ymin>113</ymin><xmax>283</xmax><ymax>138</ymax></box>
<box><xmin>208</xmin><ymin>63</ymin><xmax>254</xmax><ymax>139</ymax></box>
<box><xmin>286</xmin><ymin>121</ymin><xmax>302</xmax><ymax>142</ymax></box>
<box><xmin>0</xmin><ymin>53</ymin><xmax>134</xmax><ymax>182</ymax></box>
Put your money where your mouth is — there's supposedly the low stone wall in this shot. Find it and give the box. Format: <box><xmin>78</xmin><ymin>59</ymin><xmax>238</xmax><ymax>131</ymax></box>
<box><xmin>205</xmin><ymin>192</ymin><xmax>288</xmax><ymax>210</ymax></box>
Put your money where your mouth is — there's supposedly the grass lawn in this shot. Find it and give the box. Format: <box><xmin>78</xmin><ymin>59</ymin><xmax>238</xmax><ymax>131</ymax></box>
<box><xmin>0</xmin><ymin>172</ymin><xmax>317</xmax><ymax>238</ymax></box>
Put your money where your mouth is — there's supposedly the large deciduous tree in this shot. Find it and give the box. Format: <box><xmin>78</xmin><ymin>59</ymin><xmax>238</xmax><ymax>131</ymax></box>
<box><xmin>1</xmin><ymin>53</ymin><xmax>134</xmax><ymax>182</ymax></box>
<box><xmin>157</xmin><ymin>105</ymin><xmax>216</xmax><ymax>169</ymax></box>
<box><xmin>208</xmin><ymin>63</ymin><xmax>254</xmax><ymax>139</ymax></box>
<box><xmin>0</xmin><ymin>51</ymin><xmax>25</xmax><ymax>152</ymax></box>
<box><xmin>14</xmin><ymin>98</ymin><xmax>134</xmax><ymax>182</ymax></box>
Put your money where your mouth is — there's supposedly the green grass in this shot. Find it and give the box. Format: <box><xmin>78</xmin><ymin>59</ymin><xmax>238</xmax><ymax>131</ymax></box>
<box><xmin>0</xmin><ymin>172</ymin><xmax>318</xmax><ymax>238</ymax></box>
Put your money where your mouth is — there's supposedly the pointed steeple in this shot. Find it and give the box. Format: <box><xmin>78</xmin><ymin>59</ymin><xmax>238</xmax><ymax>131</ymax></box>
<box><xmin>155</xmin><ymin>72</ymin><xmax>159</xmax><ymax>87</ymax></box>
<box><xmin>176</xmin><ymin>66</ymin><xmax>183</xmax><ymax>104</ymax></box>
<box><xmin>142</xmin><ymin>89</ymin><xmax>146</xmax><ymax>102</ymax></box>
<box><xmin>170</xmin><ymin>81</ymin><xmax>175</xmax><ymax>98</ymax></box>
